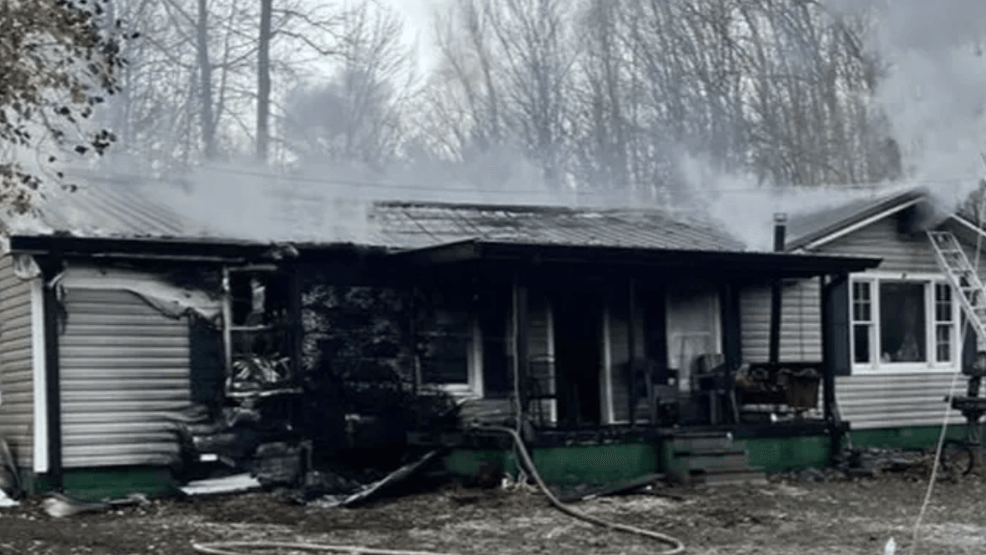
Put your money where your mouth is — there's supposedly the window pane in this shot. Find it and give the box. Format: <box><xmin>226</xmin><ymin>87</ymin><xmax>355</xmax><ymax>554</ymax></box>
<box><xmin>854</xmin><ymin>324</ymin><xmax>871</xmax><ymax>363</ymax></box>
<box><xmin>420</xmin><ymin>309</ymin><xmax>471</xmax><ymax>384</ymax></box>
<box><xmin>879</xmin><ymin>282</ymin><xmax>926</xmax><ymax>363</ymax></box>
<box><xmin>935</xmin><ymin>283</ymin><xmax>953</xmax><ymax>322</ymax></box>
<box><xmin>936</xmin><ymin>324</ymin><xmax>952</xmax><ymax>363</ymax></box>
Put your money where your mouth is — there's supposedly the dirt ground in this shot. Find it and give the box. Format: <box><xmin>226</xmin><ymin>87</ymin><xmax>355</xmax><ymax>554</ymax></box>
<box><xmin>1</xmin><ymin>472</ymin><xmax>985</xmax><ymax>555</ymax></box>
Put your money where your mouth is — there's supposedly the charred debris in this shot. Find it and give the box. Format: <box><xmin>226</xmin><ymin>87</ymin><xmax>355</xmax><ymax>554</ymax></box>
<box><xmin>164</xmin><ymin>247</ymin><xmax>459</xmax><ymax>502</ymax></box>
<box><xmin>20</xmin><ymin>239</ymin><xmax>460</xmax><ymax>507</ymax></box>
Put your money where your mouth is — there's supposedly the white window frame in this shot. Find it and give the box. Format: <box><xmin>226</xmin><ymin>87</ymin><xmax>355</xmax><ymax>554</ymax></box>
<box><xmin>849</xmin><ymin>272</ymin><xmax>960</xmax><ymax>374</ymax></box>
<box><xmin>421</xmin><ymin>317</ymin><xmax>484</xmax><ymax>398</ymax></box>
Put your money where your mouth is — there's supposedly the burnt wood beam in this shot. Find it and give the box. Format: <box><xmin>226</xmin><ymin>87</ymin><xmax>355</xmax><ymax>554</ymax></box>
<box><xmin>821</xmin><ymin>272</ymin><xmax>850</xmax><ymax>461</ymax></box>
<box><xmin>627</xmin><ymin>279</ymin><xmax>637</xmax><ymax>427</ymax></box>
<box><xmin>513</xmin><ymin>274</ymin><xmax>530</xmax><ymax>425</ymax></box>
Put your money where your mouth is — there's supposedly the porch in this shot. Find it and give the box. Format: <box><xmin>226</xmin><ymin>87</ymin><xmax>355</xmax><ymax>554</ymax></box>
<box><xmin>396</xmin><ymin>240</ymin><xmax>879</xmax><ymax>483</ymax></box>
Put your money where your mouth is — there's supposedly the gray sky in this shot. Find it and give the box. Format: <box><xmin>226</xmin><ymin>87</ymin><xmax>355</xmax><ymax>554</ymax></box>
<box><xmin>378</xmin><ymin>0</ymin><xmax>443</xmax><ymax>66</ymax></box>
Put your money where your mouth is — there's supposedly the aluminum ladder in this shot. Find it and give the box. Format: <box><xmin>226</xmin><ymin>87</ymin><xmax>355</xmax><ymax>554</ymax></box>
<box><xmin>927</xmin><ymin>230</ymin><xmax>986</xmax><ymax>345</ymax></box>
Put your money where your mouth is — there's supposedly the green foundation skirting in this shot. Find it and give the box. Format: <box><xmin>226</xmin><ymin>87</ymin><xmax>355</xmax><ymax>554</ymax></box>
<box><xmin>446</xmin><ymin>425</ymin><xmax>974</xmax><ymax>484</ymax></box>
<box><xmin>846</xmin><ymin>425</ymin><xmax>969</xmax><ymax>451</ymax></box>
<box><xmin>445</xmin><ymin>443</ymin><xmax>661</xmax><ymax>486</ymax></box>
<box><xmin>23</xmin><ymin>467</ymin><xmax>178</xmax><ymax>501</ymax></box>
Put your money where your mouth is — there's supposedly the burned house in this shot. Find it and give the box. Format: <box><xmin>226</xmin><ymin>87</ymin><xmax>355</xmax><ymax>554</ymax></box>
<box><xmin>0</xmin><ymin>180</ymin><xmax>885</xmax><ymax>498</ymax></box>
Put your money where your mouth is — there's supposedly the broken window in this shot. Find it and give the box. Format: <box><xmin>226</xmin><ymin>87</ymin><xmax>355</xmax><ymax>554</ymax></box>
<box><xmin>416</xmin><ymin>285</ymin><xmax>481</xmax><ymax>395</ymax></box>
<box><xmin>224</xmin><ymin>266</ymin><xmax>295</xmax><ymax>395</ymax></box>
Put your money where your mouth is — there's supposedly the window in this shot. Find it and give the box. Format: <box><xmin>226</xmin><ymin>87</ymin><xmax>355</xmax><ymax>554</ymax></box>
<box><xmin>850</xmin><ymin>275</ymin><xmax>958</xmax><ymax>371</ymax></box>
<box><xmin>418</xmin><ymin>292</ymin><xmax>483</xmax><ymax>396</ymax></box>
<box><xmin>852</xmin><ymin>282</ymin><xmax>873</xmax><ymax>364</ymax></box>
<box><xmin>935</xmin><ymin>283</ymin><xmax>954</xmax><ymax>363</ymax></box>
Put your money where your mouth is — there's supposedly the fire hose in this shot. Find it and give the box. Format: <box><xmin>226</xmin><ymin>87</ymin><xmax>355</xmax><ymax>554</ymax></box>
<box><xmin>193</xmin><ymin>425</ymin><xmax>685</xmax><ymax>555</ymax></box>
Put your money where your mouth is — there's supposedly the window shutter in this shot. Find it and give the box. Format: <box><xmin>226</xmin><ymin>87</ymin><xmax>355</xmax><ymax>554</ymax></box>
<box><xmin>825</xmin><ymin>276</ymin><xmax>851</xmax><ymax>376</ymax></box>
<box><xmin>962</xmin><ymin>316</ymin><xmax>978</xmax><ymax>375</ymax></box>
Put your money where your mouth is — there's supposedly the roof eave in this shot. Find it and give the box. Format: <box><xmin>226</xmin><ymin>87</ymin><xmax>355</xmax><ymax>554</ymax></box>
<box><xmin>786</xmin><ymin>190</ymin><xmax>926</xmax><ymax>252</ymax></box>
<box><xmin>395</xmin><ymin>239</ymin><xmax>881</xmax><ymax>276</ymax></box>
<box><xmin>8</xmin><ymin>234</ymin><xmax>271</xmax><ymax>263</ymax></box>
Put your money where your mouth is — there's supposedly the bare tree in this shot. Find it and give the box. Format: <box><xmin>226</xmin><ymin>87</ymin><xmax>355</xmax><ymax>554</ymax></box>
<box><xmin>0</xmin><ymin>0</ymin><xmax>128</xmax><ymax>210</ymax></box>
<box><xmin>282</xmin><ymin>2</ymin><xmax>416</xmax><ymax>168</ymax></box>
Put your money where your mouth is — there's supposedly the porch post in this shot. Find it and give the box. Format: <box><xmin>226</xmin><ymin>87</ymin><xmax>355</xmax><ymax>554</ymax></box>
<box><xmin>512</xmin><ymin>272</ymin><xmax>530</xmax><ymax>427</ymax></box>
<box><xmin>769</xmin><ymin>214</ymin><xmax>787</xmax><ymax>365</ymax></box>
<box><xmin>627</xmin><ymin>278</ymin><xmax>637</xmax><ymax>427</ymax></box>
<box><xmin>38</xmin><ymin>256</ymin><xmax>64</xmax><ymax>491</ymax></box>
<box><xmin>821</xmin><ymin>271</ymin><xmax>850</xmax><ymax>461</ymax></box>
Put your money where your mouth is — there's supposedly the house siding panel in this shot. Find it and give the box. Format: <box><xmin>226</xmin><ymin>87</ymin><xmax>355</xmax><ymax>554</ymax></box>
<box><xmin>740</xmin><ymin>279</ymin><xmax>822</xmax><ymax>363</ymax></box>
<box><xmin>836</xmin><ymin>372</ymin><xmax>965</xmax><ymax>429</ymax></box>
<box><xmin>59</xmin><ymin>288</ymin><xmax>190</xmax><ymax>468</ymax></box>
<box><xmin>0</xmin><ymin>255</ymin><xmax>36</xmax><ymax>470</ymax></box>
<box><xmin>815</xmin><ymin>216</ymin><xmax>939</xmax><ymax>274</ymax></box>
<box><xmin>799</xmin><ymin>214</ymin><xmax>970</xmax><ymax>429</ymax></box>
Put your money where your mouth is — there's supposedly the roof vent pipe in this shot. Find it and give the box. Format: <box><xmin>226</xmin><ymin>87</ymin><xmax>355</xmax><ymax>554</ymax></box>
<box><xmin>769</xmin><ymin>212</ymin><xmax>787</xmax><ymax>365</ymax></box>
<box><xmin>773</xmin><ymin>213</ymin><xmax>788</xmax><ymax>252</ymax></box>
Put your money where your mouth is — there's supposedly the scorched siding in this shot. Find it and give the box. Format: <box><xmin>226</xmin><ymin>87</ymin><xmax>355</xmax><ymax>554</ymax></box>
<box><xmin>0</xmin><ymin>255</ymin><xmax>36</xmax><ymax>470</ymax></box>
<box><xmin>59</xmin><ymin>288</ymin><xmax>190</xmax><ymax>468</ymax></box>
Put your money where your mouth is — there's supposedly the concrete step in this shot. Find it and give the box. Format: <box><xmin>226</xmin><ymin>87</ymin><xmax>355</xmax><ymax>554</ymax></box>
<box><xmin>691</xmin><ymin>466</ymin><xmax>767</xmax><ymax>486</ymax></box>
<box><xmin>672</xmin><ymin>434</ymin><xmax>734</xmax><ymax>453</ymax></box>
<box><xmin>675</xmin><ymin>451</ymin><xmax>748</xmax><ymax>471</ymax></box>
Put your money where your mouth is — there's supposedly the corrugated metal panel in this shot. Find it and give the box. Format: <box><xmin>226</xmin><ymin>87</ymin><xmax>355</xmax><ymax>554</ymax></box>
<box><xmin>815</xmin><ymin>217</ymin><xmax>939</xmax><ymax>274</ymax></box>
<box><xmin>740</xmin><ymin>279</ymin><xmax>823</xmax><ymax>363</ymax></box>
<box><xmin>836</xmin><ymin>372</ymin><xmax>967</xmax><ymax>429</ymax></box>
<box><xmin>5</xmin><ymin>179</ymin><xmax>199</xmax><ymax>240</ymax></box>
<box><xmin>59</xmin><ymin>288</ymin><xmax>190</xmax><ymax>468</ymax></box>
<box><xmin>0</xmin><ymin>255</ymin><xmax>36</xmax><ymax>469</ymax></box>
<box><xmin>12</xmin><ymin>177</ymin><xmax>746</xmax><ymax>252</ymax></box>
<box><xmin>371</xmin><ymin>202</ymin><xmax>743</xmax><ymax>252</ymax></box>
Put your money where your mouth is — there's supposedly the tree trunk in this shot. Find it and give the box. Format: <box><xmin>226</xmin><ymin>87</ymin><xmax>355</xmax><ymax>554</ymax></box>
<box><xmin>197</xmin><ymin>0</ymin><xmax>216</xmax><ymax>160</ymax></box>
<box><xmin>256</xmin><ymin>0</ymin><xmax>272</xmax><ymax>162</ymax></box>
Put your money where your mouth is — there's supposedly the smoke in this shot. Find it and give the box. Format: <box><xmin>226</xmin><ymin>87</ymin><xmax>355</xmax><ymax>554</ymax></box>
<box><xmin>684</xmin><ymin>2</ymin><xmax>986</xmax><ymax>250</ymax></box>
<box><xmin>128</xmin><ymin>145</ymin><xmax>642</xmax><ymax>245</ymax></box>
<box><xmin>825</xmin><ymin>0</ymin><xmax>986</xmax><ymax>207</ymax></box>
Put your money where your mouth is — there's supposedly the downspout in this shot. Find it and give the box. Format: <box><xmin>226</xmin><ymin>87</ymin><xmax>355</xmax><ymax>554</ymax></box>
<box><xmin>39</xmin><ymin>256</ymin><xmax>64</xmax><ymax>491</ymax></box>
<box><xmin>768</xmin><ymin>214</ymin><xmax>787</xmax><ymax>366</ymax></box>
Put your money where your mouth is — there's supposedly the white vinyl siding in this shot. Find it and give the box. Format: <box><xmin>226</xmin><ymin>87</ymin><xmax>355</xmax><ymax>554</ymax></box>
<box><xmin>740</xmin><ymin>279</ymin><xmax>823</xmax><ymax>363</ymax></box>
<box><xmin>800</xmin><ymin>212</ymin><xmax>979</xmax><ymax>428</ymax></box>
<box><xmin>59</xmin><ymin>288</ymin><xmax>191</xmax><ymax>468</ymax></box>
<box><xmin>0</xmin><ymin>255</ymin><xmax>38</xmax><ymax>470</ymax></box>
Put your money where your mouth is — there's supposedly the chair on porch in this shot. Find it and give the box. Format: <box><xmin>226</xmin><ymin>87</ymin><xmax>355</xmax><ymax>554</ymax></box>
<box><xmin>525</xmin><ymin>354</ymin><xmax>557</xmax><ymax>428</ymax></box>
<box><xmin>630</xmin><ymin>359</ymin><xmax>678</xmax><ymax>426</ymax></box>
<box><xmin>691</xmin><ymin>353</ymin><xmax>740</xmax><ymax>425</ymax></box>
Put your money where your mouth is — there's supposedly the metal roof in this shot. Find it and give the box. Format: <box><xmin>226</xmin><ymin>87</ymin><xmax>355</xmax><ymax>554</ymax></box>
<box><xmin>368</xmin><ymin>201</ymin><xmax>744</xmax><ymax>252</ymax></box>
<box><xmin>4</xmin><ymin>178</ymin><xmax>201</xmax><ymax>240</ymax></box>
<box><xmin>4</xmin><ymin>179</ymin><xmax>747</xmax><ymax>254</ymax></box>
